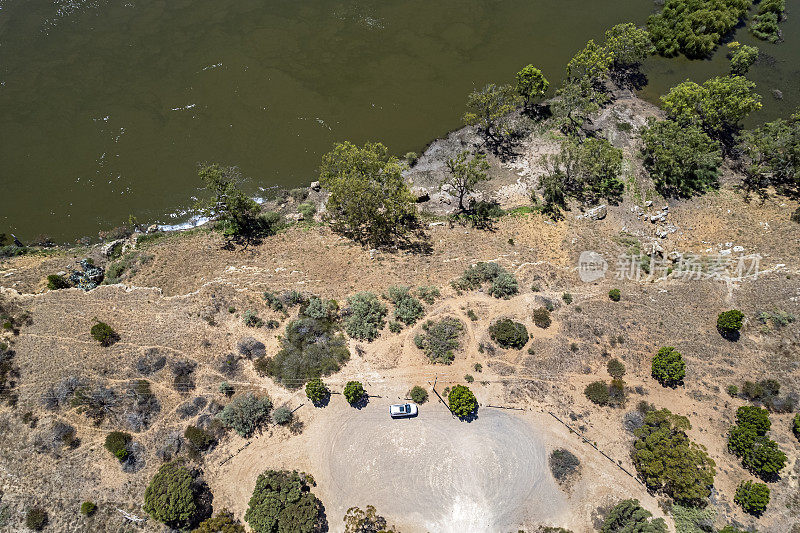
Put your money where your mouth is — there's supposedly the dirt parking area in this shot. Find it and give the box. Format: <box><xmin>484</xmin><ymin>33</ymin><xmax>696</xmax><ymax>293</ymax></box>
<box><xmin>308</xmin><ymin>399</ymin><xmax>566</xmax><ymax>533</ymax></box>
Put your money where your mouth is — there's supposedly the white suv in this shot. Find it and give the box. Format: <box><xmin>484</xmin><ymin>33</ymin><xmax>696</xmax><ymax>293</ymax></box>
<box><xmin>389</xmin><ymin>403</ymin><xmax>418</xmax><ymax>418</ymax></box>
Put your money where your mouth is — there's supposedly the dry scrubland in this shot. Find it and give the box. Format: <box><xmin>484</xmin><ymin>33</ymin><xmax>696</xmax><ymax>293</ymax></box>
<box><xmin>1</xmin><ymin>96</ymin><xmax>800</xmax><ymax>533</ymax></box>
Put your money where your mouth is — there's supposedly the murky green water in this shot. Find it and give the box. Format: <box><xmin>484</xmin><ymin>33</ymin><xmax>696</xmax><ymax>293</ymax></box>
<box><xmin>1</xmin><ymin>0</ymin><xmax>798</xmax><ymax>241</ymax></box>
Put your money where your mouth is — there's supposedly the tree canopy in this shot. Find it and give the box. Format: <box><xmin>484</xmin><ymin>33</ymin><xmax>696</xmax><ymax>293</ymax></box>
<box><xmin>739</xmin><ymin>108</ymin><xmax>800</xmax><ymax>197</ymax></box>
<box><xmin>463</xmin><ymin>83</ymin><xmax>522</xmax><ymax>144</ymax></box>
<box><xmin>515</xmin><ymin>65</ymin><xmax>549</xmax><ymax>107</ymax></box>
<box><xmin>448</xmin><ymin>384</ymin><xmax>478</xmax><ymax>418</ymax></box>
<box><xmin>443</xmin><ymin>150</ymin><xmax>490</xmax><ymax>212</ymax></box>
<box><xmin>143</xmin><ymin>461</ymin><xmax>204</xmax><ymax>529</ymax></box>
<box><xmin>245</xmin><ymin>470</ymin><xmax>324</xmax><ymax>533</ymax></box>
<box><xmin>601</xmin><ymin>499</ymin><xmax>667</xmax><ymax>533</ymax></box>
<box><xmin>319</xmin><ymin>141</ymin><xmax>417</xmax><ymax>247</ymax></box>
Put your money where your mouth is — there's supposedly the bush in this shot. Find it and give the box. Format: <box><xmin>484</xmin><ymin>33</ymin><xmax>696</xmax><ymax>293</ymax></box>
<box><xmin>464</xmin><ymin>374</ymin><xmax>474</xmax><ymax>383</ymax></box>
<box><xmin>388</xmin><ymin>321</ymin><xmax>402</xmax><ymax>333</ymax></box>
<box><xmin>448</xmin><ymin>385</ymin><xmax>478</xmax><ymax>418</ymax></box>
<box><xmin>243</xmin><ymin>310</ymin><xmax>264</xmax><ymax>328</ymax></box>
<box><xmin>489</xmin><ymin>319</ymin><xmax>528</xmax><ymax>349</ymax></box>
<box><xmin>302</xmin><ymin>297</ymin><xmax>336</xmax><ymax>320</ymax></box>
<box><xmin>217</xmin><ymin>392</ymin><xmax>272</xmax><ymax>438</ymax></box>
<box><xmin>184</xmin><ymin>425</ymin><xmax>216</xmax><ymax>452</ymax></box>
<box><xmin>794</xmin><ymin>413</ymin><xmax>800</xmax><ymax>441</ymax></box>
<box><xmin>632</xmin><ymin>409</ymin><xmax>716</xmax><ymax>505</ymax></box>
<box><xmin>585</xmin><ymin>381</ymin><xmax>611</xmax><ymax>406</ymax></box>
<box><xmin>549</xmin><ymin>448</ymin><xmax>580</xmax><ymax>482</ymax></box>
<box><xmin>305</xmin><ymin>378</ymin><xmax>330</xmax><ymax>405</ymax></box>
<box><xmin>416</xmin><ymin>286</ymin><xmax>440</xmax><ymax>305</ymax></box>
<box><xmin>561</xmin><ymin>292</ymin><xmax>573</xmax><ymax>304</ymax></box>
<box><xmin>273</xmin><ymin>407</ymin><xmax>293</xmax><ymax>425</ymax></box>
<box><xmin>608</xmin><ymin>288</ymin><xmax>621</xmax><ymax>301</ymax></box>
<box><xmin>258</xmin><ymin>317</ymin><xmax>349</xmax><ymax>389</ymax></box>
<box><xmin>90</xmin><ymin>321</ymin><xmax>118</xmax><ymax>346</ymax></box>
<box><xmin>219</xmin><ymin>381</ymin><xmax>234</xmax><ymax>397</ymax></box>
<box><xmin>601</xmin><ymin>499</ymin><xmax>667</xmax><ymax>533</ymax></box>
<box><xmin>143</xmin><ymin>460</ymin><xmax>202</xmax><ymax>529</ymax></box>
<box><xmin>47</xmin><ymin>274</ymin><xmax>70</xmax><ymax>290</ymax></box>
<box><xmin>651</xmin><ymin>346</ymin><xmax>685</xmax><ymax>387</ymax></box>
<box><xmin>717</xmin><ymin>309</ymin><xmax>744</xmax><ymax>339</ymax></box>
<box><xmin>237</xmin><ymin>337</ymin><xmax>266</xmax><ymax>359</ymax></box>
<box><xmin>726</xmin><ymin>384</ymin><xmax>739</xmax><ymax>397</ymax></box>
<box><xmin>194</xmin><ymin>510</ymin><xmax>245</xmax><ymax>533</ymax></box>
<box><xmin>607</xmin><ymin>358</ymin><xmax>626</xmax><ymax>379</ymax></box>
<box><xmin>344</xmin><ymin>292</ymin><xmax>387</xmax><ymax>341</ymax></box>
<box><xmin>25</xmin><ymin>507</ymin><xmax>48</xmax><ymax>531</ymax></box>
<box><xmin>104</xmin><ymin>431</ymin><xmax>132</xmax><ymax>460</ymax></box>
<box><xmin>80</xmin><ymin>501</ymin><xmax>97</xmax><ymax>517</ymax></box>
<box><xmin>384</xmin><ymin>286</ymin><xmax>424</xmax><ymax>325</ymax></box>
<box><xmin>734</xmin><ymin>480</ymin><xmax>769</xmax><ymax>515</ymax></box>
<box><xmin>245</xmin><ymin>470</ymin><xmax>324</xmax><ymax>533</ymax></box>
<box><xmin>454</xmin><ymin>262</ymin><xmax>518</xmax><ymax>299</ymax></box>
<box><xmin>474</xmin><ymin>362</ymin><xmax>482</xmax><ymax>372</ymax></box>
<box><xmin>343</xmin><ymin>381</ymin><xmax>365</xmax><ymax>405</ymax></box>
<box><xmin>298</xmin><ymin>203</ymin><xmax>316</xmax><ymax>220</ymax></box>
<box><xmin>417</xmin><ymin>317</ymin><xmax>464</xmax><ymax>364</ymax></box>
<box><xmin>532</xmin><ymin>307</ymin><xmax>551</xmax><ymax>328</ymax></box>
<box><xmin>409</xmin><ymin>386</ymin><xmax>428</xmax><ymax>404</ymax></box>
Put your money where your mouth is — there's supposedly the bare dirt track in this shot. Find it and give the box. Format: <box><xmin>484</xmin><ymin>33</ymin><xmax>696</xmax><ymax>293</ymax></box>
<box><xmin>311</xmin><ymin>401</ymin><xmax>564</xmax><ymax>533</ymax></box>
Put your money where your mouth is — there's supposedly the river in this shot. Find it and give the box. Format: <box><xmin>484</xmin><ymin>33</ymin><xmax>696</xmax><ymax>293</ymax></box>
<box><xmin>1</xmin><ymin>0</ymin><xmax>798</xmax><ymax>241</ymax></box>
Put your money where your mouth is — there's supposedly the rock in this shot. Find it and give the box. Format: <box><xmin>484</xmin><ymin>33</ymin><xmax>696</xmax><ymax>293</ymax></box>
<box><xmin>668</xmin><ymin>251</ymin><xmax>683</xmax><ymax>263</ymax></box>
<box><xmin>285</xmin><ymin>213</ymin><xmax>303</xmax><ymax>222</ymax></box>
<box><xmin>650</xmin><ymin>212</ymin><xmax>667</xmax><ymax>223</ymax></box>
<box><xmin>655</xmin><ymin>224</ymin><xmax>678</xmax><ymax>239</ymax></box>
<box><xmin>583</xmin><ymin>204</ymin><xmax>607</xmax><ymax>220</ymax></box>
<box><xmin>68</xmin><ymin>259</ymin><xmax>105</xmax><ymax>291</ymax></box>
<box><xmin>643</xmin><ymin>241</ymin><xmax>664</xmax><ymax>256</ymax></box>
<box><xmin>146</xmin><ymin>224</ymin><xmax>160</xmax><ymax>234</ymax></box>
<box><xmin>101</xmin><ymin>239</ymin><xmax>125</xmax><ymax>258</ymax></box>
<box><xmin>772</xmin><ymin>89</ymin><xmax>783</xmax><ymax>100</ymax></box>
<box><xmin>310</xmin><ymin>181</ymin><xmax>321</xmax><ymax>191</ymax></box>
<box><xmin>410</xmin><ymin>186</ymin><xmax>430</xmax><ymax>203</ymax></box>
<box><xmin>428</xmin><ymin>222</ymin><xmax>445</xmax><ymax>227</ymax></box>
<box><xmin>644</xmin><ymin>200</ymin><xmax>653</xmax><ymax>207</ymax></box>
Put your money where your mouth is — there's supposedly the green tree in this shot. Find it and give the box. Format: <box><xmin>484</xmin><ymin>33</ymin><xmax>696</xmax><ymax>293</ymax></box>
<box><xmin>143</xmin><ymin>461</ymin><xmax>201</xmax><ymax>529</ymax></box>
<box><xmin>734</xmin><ymin>480</ymin><xmax>769</xmax><ymax>515</ymax></box>
<box><xmin>738</xmin><ymin>108</ymin><xmax>800</xmax><ymax>196</ymax></box>
<box><xmin>343</xmin><ymin>505</ymin><xmax>397</xmax><ymax>533</ymax></box>
<box><xmin>104</xmin><ymin>431</ymin><xmax>132</xmax><ymax>460</ymax></box>
<box><xmin>80</xmin><ymin>501</ymin><xmax>97</xmax><ymax>517</ymax></box>
<box><xmin>489</xmin><ymin>319</ymin><xmax>529</xmax><ymax>349</ymax></box>
<box><xmin>245</xmin><ymin>470</ymin><xmax>324</xmax><ymax>533</ymax></box>
<box><xmin>661</xmin><ymin>76</ymin><xmax>762</xmax><ymax>139</ymax></box>
<box><xmin>305</xmin><ymin>378</ymin><xmax>330</xmax><ymax>405</ymax></box>
<box><xmin>197</xmin><ymin>163</ymin><xmax>280</xmax><ymax>242</ymax></box>
<box><xmin>793</xmin><ymin>413</ymin><xmax>800</xmax><ymax>441</ymax></box>
<box><xmin>743</xmin><ymin>436</ymin><xmax>786</xmax><ymax>479</ymax></box>
<box><xmin>193</xmin><ymin>510</ymin><xmax>245</xmax><ymax>533</ymax></box>
<box><xmin>607</xmin><ymin>359</ymin><xmax>626</xmax><ymax>380</ymax></box>
<box><xmin>566</xmin><ymin>39</ymin><xmax>612</xmax><ymax>82</ymax></box>
<box><xmin>443</xmin><ymin>151</ymin><xmax>490</xmax><ymax>212</ymax></box>
<box><xmin>632</xmin><ymin>409</ymin><xmax>716</xmax><ymax>505</ymax></box>
<box><xmin>91</xmin><ymin>321</ymin><xmax>118</xmax><ymax>347</ymax></box>
<box><xmin>417</xmin><ymin>317</ymin><xmax>464</xmax><ymax>364</ymax></box>
<box><xmin>217</xmin><ymin>392</ymin><xmax>272</xmax><ymax>438</ymax></box>
<box><xmin>319</xmin><ymin>141</ymin><xmax>417</xmax><ymax>247</ymax></box>
<box><xmin>750</xmin><ymin>0</ymin><xmax>785</xmax><ymax>42</ymax></box>
<box><xmin>463</xmin><ymin>83</ymin><xmax>523</xmax><ymax>143</ymax></box>
<box><xmin>537</xmin><ymin>171</ymin><xmax>567</xmax><ymax>219</ymax></box>
<box><xmin>409</xmin><ymin>386</ymin><xmax>428</xmax><ymax>404</ymax></box>
<box><xmin>604</xmin><ymin>23</ymin><xmax>654</xmax><ymax>83</ymax></box>
<box><xmin>25</xmin><ymin>508</ymin><xmax>48</xmax><ymax>531</ymax></box>
<box><xmin>651</xmin><ymin>346</ymin><xmax>686</xmax><ymax>387</ymax></box>
<box><xmin>601</xmin><ymin>499</ymin><xmax>667</xmax><ymax>533</ymax></box>
<box><xmin>515</xmin><ymin>65</ymin><xmax>549</xmax><ymax>107</ymax></box>
<box><xmin>727</xmin><ymin>42</ymin><xmax>759</xmax><ymax>76</ymax></box>
<box><xmin>448</xmin><ymin>384</ymin><xmax>478</xmax><ymax>418</ymax></box>
<box><xmin>542</xmin><ymin>138</ymin><xmax>624</xmax><ymax>205</ymax></box>
<box><xmin>717</xmin><ymin>309</ymin><xmax>744</xmax><ymax>339</ymax></box>
<box><xmin>641</xmin><ymin>118</ymin><xmax>722</xmax><ymax>197</ymax></box>
<box><xmin>46</xmin><ymin>274</ymin><xmax>70</xmax><ymax>290</ymax></box>
<box><xmin>343</xmin><ymin>381</ymin><xmax>366</xmax><ymax>405</ymax></box>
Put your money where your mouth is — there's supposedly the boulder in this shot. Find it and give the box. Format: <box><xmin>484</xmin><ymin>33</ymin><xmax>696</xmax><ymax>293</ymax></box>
<box><xmin>410</xmin><ymin>186</ymin><xmax>430</xmax><ymax>203</ymax></box>
<box><xmin>310</xmin><ymin>181</ymin><xmax>321</xmax><ymax>191</ymax></box>
<box><xmin>583</xmin><ymin>204</ymin><xmax>607</xmax><ymax>220</ymax></box>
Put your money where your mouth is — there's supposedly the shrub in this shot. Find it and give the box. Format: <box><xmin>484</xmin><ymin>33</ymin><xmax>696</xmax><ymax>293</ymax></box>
<box><xmin>217</xmin><ymin>392</ymin><xmax>272</xmax><ymax>438</ymax></box>
<box><xmin>549</xmin><ymin>448</ymin><xmax>580</xmax><ymax>482</ymax></box>
<box><xmin>143</xmin><ymin>460</ymin><xmax>202</xmax><ymax>529</ymax></box>
<box><xmin>388</xmin><ymin>321</ymin><xmax>402</xmax><ymax>333</ymax></box>
<box><xmin>47</xmin><ymin>274</ymin><xmax>70</xmax><ymax>290</ymax></box>
<box><xmin>409</xmin><ymin>386</ymin><xmax>428</xmax><ymax>404</ymax></box>
<box><xmin>448</xmin><ymin>385</ymin><xmax>477</xmax><ymax>418</ymax></box>
<box><xmin>298</xmin><ymin>203</ymin><xmax>316</xmax><ymax>220</ymax></box>
<box><xmin>474</xmin><ymin>362</ymin><xmax>482</xmax><ymax>372</ymax></box>
<box><xmin>608</xmin><ymin>288</ymin><xmax>621</xmax><ymax>301</ymax></box>
<box><xmin>651</xmin><ymin>346</ymin><xmax>685</xmax><ymax>387</ymax></box>
<box><xmin>743</xmin><ymin>436</ymin><xmax>786</xmax><ymax>479</ymax></box>
<box><xmin>454</xmin><ymin>262</ymin><xmax>518</xmax><ymax>299</ymax></box>
<box><xmin>466</xmin><ymin>309</ymin><xmax>478</xmax><ymax>321</ymax></box>
<box><xmin>600</xmin><ymin>499</ymin><xmax>667</xmax><ymax>533</ymax></box>
<box><xmin>385</xmin><ymin>286</ymin><xmax>424</xmax><ymax>325</ymax></box>
<box><xmin>717</xmin><ymin>309</ymin><xmax>744</xmax><ymax>339</ymax></box>
<box><xmin>258</xmin><ymin>317</ymin><xmax>349</xmax><ymax>388</ymax></box>
<box><xmin>532</xmin><ymin>307</ymin><xmax>551</xmax><ymax>329</ymax></box>
<box><xmin>273</xmin><ymin>407</ymin><xmax>293</xmax><ymax>425</ymax></box>
<box><xmin>489</xmin><ymin>319</ymin><xmax>528</xmax><ymax>349</ymax></box>
<box><xmin>80</xmin><ymin>501</ymin><xmax>97</xmax><ymax>517</ymax></box>
<box><xmin>464</xmin><ymin>374</ymin><xmax>474</xmax><ymax>383</ymax></box>
<box><xmin>263</xmin><ymin>291</ymin><xmax>284</xmax><ymax>312</ymax></box>
<box><xmin>90</xmin><ymin>321</ymin><xmax>118</xmax><ymax>346</ymax></box>
<box><xmin>243</xmin><ymin>310</ymin><xmax>264</xmax><ymax>328</ymax></box>
<box><xmin>417</xmin><ymin>317</ymin><xmax>464</xmax><ymax>364</ymax></box>
<box><xmin>194</xmin><ymin>510</ymin><xmax>245</xmax><ymax>533</ymax></box>
<box><xmin>305</xmin><ymin>378</ymin><xmax>330</xmax><ymax>405</ymax></box>
<box><xmin>632</xmin><ymin>409</ymin><xmax>716</xmax><ymax>505</ymax></box>
<box><xmin>607</xmin><ymin>358</ymin><xmax>626</xmax><ymax>379</ymax></box>
<box><xmin>343</xmin><ymin>381</ymin><xmax>365</xmax><ymax>405</ymax></box>
<box><xmin>219</xmin><ymin>381</ymin><xmax>234</xmax><ymax>397</ymax></box>
<box><xmin>561</xmin><ymin>292</ymin><xmax>573</xmax><ymax>304</ymax></box>
<box><xmin>245</xmin><ymin>470</ymin><xmax>324</xmax><ymax>533</ymax></box>
<box><xmin>585</xmin><ymin>381</ymin><xmax>610</xmax><ymax>406</ymax></box>
<box><xmin>344</xmin><ymin>292</ymin><xmax>387</xmax><ymax>341</ymax></box>
<box><xmin>237</xmin><ymin>337</ymin><xmax>266</xmax><ymax>359</ymax></box>
<box><xmin>302</xmin><ymin>297</ymin><xmax>335</xmax><ymax>320</ymax></box>
<box><xmin>734</xmin><ymin>480</ymin><xmax>769</xmax><ymax>515</ymax></box>
<box><xmin>184</xmin><ymin>425</ymin><xmax>216</xmax><ymax>452</ymax></box>
<box><xmin>726</xmin><ymin>384</ymin><xmax>739</xmax><ymax>397</ymax></box>
<box><xmin>25</xmin><ymin>507</ymin><xmax>48</xmax><ymax>531</ymax></box>
<box><xmin>794</xmin><ymin>413</ymin><xmax>800</xmax><ymax>441</ymax></box>
<box><xmin>489</xmin><ymin>273</ymin><xmax>519</xmax><ymax>299</ymax></box>
<box><xmin>104</xmin><ymin>431</ymin><xmax>132</xmax><ymax>460</ymax></box>
<box><xmin>416</xmin><ymin>286</ymin><xmax>440</xmax><ymax>305</ymax></box>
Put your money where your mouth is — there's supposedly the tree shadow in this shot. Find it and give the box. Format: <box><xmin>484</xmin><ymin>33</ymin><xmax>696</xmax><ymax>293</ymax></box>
<box><xmin>311</xmin><ymin>394</ymin><xmax>331</xmax><ymax>408</ymax></box>
<box><xmin>350</xmin><ymin>395</ymin><xmax>370</xmax><ymax>410</ymax></box>
<box><xmin>456</xmin><ymin>410</ymin><xmax>479</xmax><ymax>423</ymax></box>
